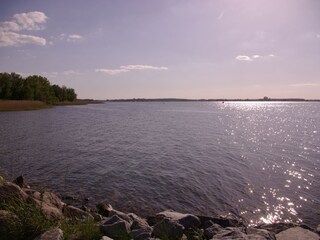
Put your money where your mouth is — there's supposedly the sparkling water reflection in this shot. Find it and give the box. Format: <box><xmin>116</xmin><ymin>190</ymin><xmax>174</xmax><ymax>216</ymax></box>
<box><xmin>0</xmin><ymin>102</ymin><xmax>319</xmax><ymax>226</ymax></box>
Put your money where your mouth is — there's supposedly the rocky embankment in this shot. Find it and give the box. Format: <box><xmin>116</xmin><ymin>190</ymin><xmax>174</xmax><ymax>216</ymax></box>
<box><xmin>0</xmin><ymin>176</ymin><xmax>319</xmax><ymax>240</ymax></box>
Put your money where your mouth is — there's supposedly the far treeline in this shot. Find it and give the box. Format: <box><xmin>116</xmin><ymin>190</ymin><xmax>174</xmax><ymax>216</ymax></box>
<box><xmin>0</xmin><ymin>72</ymin><xmax>77</xmax><ymax>103</ymax></box>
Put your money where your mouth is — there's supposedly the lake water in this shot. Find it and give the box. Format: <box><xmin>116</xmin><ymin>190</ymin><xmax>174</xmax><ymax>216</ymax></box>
<box><xmin>0</xmin><ymin>102</ymin><xmax>319</xmax><ymax>226</ymax></box>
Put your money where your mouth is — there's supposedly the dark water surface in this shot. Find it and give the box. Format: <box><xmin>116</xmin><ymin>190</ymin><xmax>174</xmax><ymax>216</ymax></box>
<box><xmin>0</xmin><ymin>102</ymin><xmax>319</xmax><ymax>226</ymax></box>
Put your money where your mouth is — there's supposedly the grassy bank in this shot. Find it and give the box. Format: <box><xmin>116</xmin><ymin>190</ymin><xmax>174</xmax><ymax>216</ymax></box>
<box><xmin>0</xmin><ymin>100</ymin><xmax>105</xmax><ymax>112</ymax></box>
<box><xmin>0</xmin><ymin>100</ymin><xmax>52</xmax><ymax>112</ymax></box>
<box><xmin>54</xmin><ymin>100</ymin><xmax>105</xmax><ymax>106</ymax></box>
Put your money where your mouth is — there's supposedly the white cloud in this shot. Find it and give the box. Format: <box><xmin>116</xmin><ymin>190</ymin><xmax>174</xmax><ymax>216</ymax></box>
<box><xmin>96</xmin><ymin>64</ymin><xmax>168</xmax><ymax>75</ymax></box>
<box><xmin>236</xmin><ymin>54</ymin><xmax>275</xmax><ymax>61</ymax></box>
<box><xmin>0</xmin><ymin>31</ymin><xmax>46</xmax><ymax>46</ymax></box>
<box><xmin>236</xmin><ymin>55</ymin><xmax>252</xmax><ymax>61</ymax></box>
<box><xmin>59</xmin><ymin>33</ymin><xmax>84</xmax><ymax>42</ymax></box>
<box><xmin>121</xmin><ymin>65</ymin><xmax>168</xmax><ymax>70</ymax></box>
<box><xmin>290</xmin><ymin>83</ymin><xmax>320</xmax><ymax>87</ymax></box>
<box><xmin>13</xmin><ymin>11</ymin><xmax>48</xmax><ymax>31</ymax></box>
<box><xmin>62</xmin><ymin>70</ymin><xmax>81</xmax><ymax>75</ymax></box>
<box><xmin>0</xmin><ymin>11</ymin><xmax>48</xmax><ymax>47</ymax></box>
<box><xmin>95</xmin><ymin>68</ymin><xmax>129</xmax><ymax>75</ymax></box>
<box><xmin>218</xmin><ymin>11</ymin><xmax>225</xmax><ymax>20</ymax></box>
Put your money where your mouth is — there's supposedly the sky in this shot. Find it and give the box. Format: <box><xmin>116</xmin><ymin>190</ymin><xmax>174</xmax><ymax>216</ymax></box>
<box><xmin>0</xmin><ymin>0</ymin><xmax>319</xmax><ymax>100</ymax></box>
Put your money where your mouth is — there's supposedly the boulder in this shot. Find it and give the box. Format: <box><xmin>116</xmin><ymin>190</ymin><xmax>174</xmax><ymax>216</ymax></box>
<box><xmin>63</xmin><ymin>205</ymin><xmax>94</xmax><ymax>220</ymax></box>
<box><xmin>26</xmin><ymin>195</ymin><xmax>63</xmax><ymax>220</ymax></box>
<box><xmin>156</xmin><ymin>210</ymin><xmax>201</xmax><ymax>229</ymax></box>
<box><xmin>130</xmin><ymin>228</ymin><xmax>152</xmax><ymax>240</ymax></box>
<box><xmin>101</xmin><ymin>217</ymin><xmax>131</xmax><ymax>240</ymax></box>
<box><xmin>0</xmin><ymin>210</ymin><xmax>20</xmax><ymax>239</ymax></box>
<box><xmin>275</xmin><ymin>227</ymin><xmax>319</xmax><ymax>240</ymax></box>
<box><xmin>213</xmin><ymin>227</ymin><xmax>247</xmax><ymax>239</ymax></box>
<box><xmin>204</xmin><ymin>223</ymin><xmax>223</xmax><ymax>239</ymax></box>
<box><xmin>13</xmin><ymin>176</ymin><xmax>29</xmax><ymax>188</ymax></box>
<box><xmin>100</xmin><ymin>236</ymin><xmax>114</xmax><ymax>240</ymax></box>
<box><xmin>97</xmin><ymin>203</ymin><xmax>113</xmax><ymax>217</ymax></box>
<box><xmin>316</xmin><ymin>224</ymin><xmax>320</xmax><ymax>234</ymax></box>
<box><xmin>0</xmin><ymin>182</ymin><xmax>28</xmax><ymax>203</ymax></box>
<box><xmin>198</xmin><ymin>215</ymin><xmax>245</xmax><ymax>228</ymax></box>
<box><xmin>109</xmin><ymin>209</ymin><xmax>132</xmax><ymax>223</ymax></box>
<box><xmin>246</xmin><ymin>228</ymin><xmax>275</xmax><ymax>240</ymax></box>
<box><xmin>255</xmin><ymin>222</ymin><xmax>297</xmax><ymax>234</ymax></box>
<box><xmin>152</xmin><ymin>218</ymin><xmax>184</xmax><ymax>240</ymax></box>
<box><xmin>33</xmin><ymin>228</ymin><xmax>63</xmax><ymax>240</ymax></box>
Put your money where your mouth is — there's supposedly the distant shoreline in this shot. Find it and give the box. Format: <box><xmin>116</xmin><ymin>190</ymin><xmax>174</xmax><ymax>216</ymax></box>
<box><xmin>107</xmin><ymin>98</ymin><xmax>320</xmax><ymax>102</ymax></box>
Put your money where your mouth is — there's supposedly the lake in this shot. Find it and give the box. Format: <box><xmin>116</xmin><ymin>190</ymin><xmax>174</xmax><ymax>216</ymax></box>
<box><xmin>0</xmin><ymin>102</ymin><xmax>319</xmax><ymax>227</ymax></box>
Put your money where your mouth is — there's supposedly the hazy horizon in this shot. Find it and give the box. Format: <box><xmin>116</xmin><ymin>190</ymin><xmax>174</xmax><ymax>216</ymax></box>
<box><xmin>1</xmin><ymin>0</ymin><xmax>319</xmax><ymax>99</ymax></box>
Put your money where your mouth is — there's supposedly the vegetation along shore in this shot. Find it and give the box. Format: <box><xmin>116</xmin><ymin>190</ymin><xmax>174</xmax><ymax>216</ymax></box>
<box><xmin>0</xmin><ymin>72</ymin><xmax>104</xmax><ymax>111</ymax></box>
<box><xmin>0</xmin><ymin>175</ymin><xmax>319</xmax><ymax>240</ymax></box>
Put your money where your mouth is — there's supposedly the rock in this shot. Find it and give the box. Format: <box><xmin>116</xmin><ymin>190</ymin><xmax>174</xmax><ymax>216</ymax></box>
<box><xmin>63</xmin><ymin>205</ymin><xmax>94</xmax><ymax>220</ymax></box>
<box><xmin>0</xmin><ymin>210</ymin><xmax>20</xmax><ymax>238</ymax></box>
<box><xmin>13</xmin><ymin>175</ymin><xmax>29</xmax><ymax>188</ymax></box>
<box><xmin>109</xmin><ymin>209</ymin><xmax>132</xmax><ymax>223</ymax></box>
<box><xmin>204</xmin><ymin>223</ymin><xmax>223</xmax><ymax>239</ymax></box>
<box><xmin>101</xmin><ymin>216</ymin><xmax>131</xmax><ymax>240</ymax></box>
<box><xmin>156</xmin><ymin>210</ymin><xmax>201</xmax><ymax>229</ymax></box>
<box><xmin>184</xmin><ymin>228</ymin><xmax>203</xmax><ymax>240</ymax></box>
<box><xmin>152</xmin><ymin>218</ymin><xmax>184</xmax><ymax>240</ymax></box>
<box><xmin>275</xmin><ymin>226</ymin><xmax>319</xmax><ymax>240</ymax></box>
<box><xmin>246</xmin><ymin>228</ymin><xmax>275</xmax><ymax>240</ymax></box>
<box><xmin>97</xmin><ymin>203</ymin><xmax>113</xmax><ymax>217</ymax></box>
<box><xmin>100</xmin><ymin>236</ymin><xmax>114</xmax><ymax>240</ymax></box>
<box><xmin>316</xmin><ymin>224</ymin><xmax>320</xmax><ymax>234</ymax></box>
<box><xmin>198</xmin><ymin>215</ymin><xmax>245</xmax><ymax>228</ymax></box>
<box><xmin>42</xmin><ymin>192</ymin><xmax>63</xmax><ymax>210</ymax></box>
<box><xmin>130</xmin><ymin>228</ymin><xmax>152</xmax><ymax>240</ymax></box>
<box><xmin>33</xmin><ymin>228</ymin><xmax>63</xmax><ymax>240</ymax></box>
<box><xmin>213</xmin><ymin>227</ymin><xmax>247</xmax><ymax>239</ymax></box>
<box><xmin>0</xmin><ymin>182</ymin><xmax>28</xmax><ymax>203</ymax></box>
<box><xmin>26</xmin><ymin>195</ymin><xmax>63</xmax><ymax>220</ymax></box>
<box><xmin>256</xmin><ymin>222</ymin><xmax>297</xmax><ymax>234</ymax></box>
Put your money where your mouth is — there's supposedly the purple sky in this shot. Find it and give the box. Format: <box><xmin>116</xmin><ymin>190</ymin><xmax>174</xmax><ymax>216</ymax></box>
<box><xmin>0</xmin><ymin>0</ymin><xmax>319</xmax><ymax>99</ymax></box>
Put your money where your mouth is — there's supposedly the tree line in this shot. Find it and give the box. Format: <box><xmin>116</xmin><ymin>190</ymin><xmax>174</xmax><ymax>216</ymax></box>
<box><xmin>0</xmin><ymin>72</ymin><xmax>77</xmax><ymax>103</ymax></box>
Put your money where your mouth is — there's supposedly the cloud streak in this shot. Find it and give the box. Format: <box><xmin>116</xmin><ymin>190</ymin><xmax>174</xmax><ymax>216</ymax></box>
<box><xmin>0</xmin><ymin>11</ymin><xmax>47</xmax><ymax>47</ymax></box>
<box><xmin>95</xmin><ymin>64</ymin><xmax>168</xmax><ymax>75</ymax></box>
<box><xmin>59</xmin><ymin>33</ymin><xmax>84</xmax><ymax>42</ymax></box>
<box><xmin>236</xmin><ymin>54</ymin><xmax>275</xmax><ymax>61</ymax></box>
<box><xmin>290</xmin><ymin>83</ymin><xmax>320</xmax><ymax>87</ymax></box>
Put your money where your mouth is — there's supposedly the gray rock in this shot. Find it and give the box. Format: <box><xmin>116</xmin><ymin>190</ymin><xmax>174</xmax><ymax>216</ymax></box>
<box><xmin>156</xmin><ymin>210</ymin><xmax>201</xmax><ymax>229</ymax></box>
<box><xmin>275</xmin><ymin>226</ymin><xmax>319</xmax><ymax>240</ymax></box>
<box><xmin>13</xmin><ymin>175</ymin><xmax>29</xmax><ymax>188</ymax></box>
<box><xmin>198</xmin><ymin>215</ymin><xmax>245</xmax><ymax>228</ymax></box>
<box><xmin>255</xmin><ymin>222</ymin><xmax>297</xmax><ymax>234</ymax></box>
<box><xmin>131</xmin><ymin>229</ymin><xmax>152</xmax><ymax>240</ymax></box>
<box><xmin>102</xmin><ymin>218</ymin><xmax>131</xmax><ymax>240</ymax></box>
<box><xmin>97</xmin><ymin>203</ymin><xmax>113</xmax><ymax>217</ymax></box>
<box><xmin>103</xmin><ymin>215</ymin><xmax>123</xmax><ymax>225</ymax></box>
<box><xmin>152</xmin><ymin>218</ymin><xmax>184</xmax><ymax>240</ymax></box>
<box><xmin>204</xmin><ymin>223</ymin><xmax>223</xmax><ymax>239</ymax></box>
<box><xmin>100</xmin><ymin>236</ymin><xmax>114</xmax><ymax>240</ymax></box>
<box><xmin>109</xmin><ymin>209</ymin><xmax>132</xmax><ymax>223</ymax></box>
<box><xmin>316</xmin><ymin>224</ymin><xmax>320</xmax><ymax>234</ymax></box>
<box><xmin>246</xmin><ymin>228</ymin><xmax>275</xmax><ymax>240</ymax></box>
<box><xmin>34</xmin><ymin>228</ymin><xmax>63</xmax><ymax>240</ymax></box>
<box><xmin>0</xmin><ymin>182</ymin><xmax>28</xmax><ymax>203</ymax></box>
<box><xmin>213</xmin><ymin>227</ymin><xmax>247</xmax><ymax>239</ymax></box>
<box><xmin>63</xmin><ymin>205</ymin><xmax>94</xmax><ymax>220</ymax></box>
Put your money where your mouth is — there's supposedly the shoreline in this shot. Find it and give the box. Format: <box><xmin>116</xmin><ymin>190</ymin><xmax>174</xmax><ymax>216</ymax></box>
<box><xmin>1</xmin><ymin>175</ymin><xmax>319</xmax><ymax>240</ymax></box>
<box><xmin>0</xmin><ymin>99</ymin><xmax>105</xmax><ymax>112</ymax></box>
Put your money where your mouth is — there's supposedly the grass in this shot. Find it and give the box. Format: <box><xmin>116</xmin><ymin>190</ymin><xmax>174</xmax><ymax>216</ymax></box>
<box><xmin>54</xmin><ymin>100</ymin><xmax>105</xmax><ymax>106</ymax></box>
<box><xmin>60</xmin><ymin>219</ymin><xmax>103</xmax><ymax>240</ymax></box>
<box><xmin>0</xmin><ymin>100</ymin><xmax>51</xmax><ymax>112</ymax></box>
<box><xmin>0</xmin><ymin>197</ymin><xmax>54</xmax><ymax>240</ymax></box>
